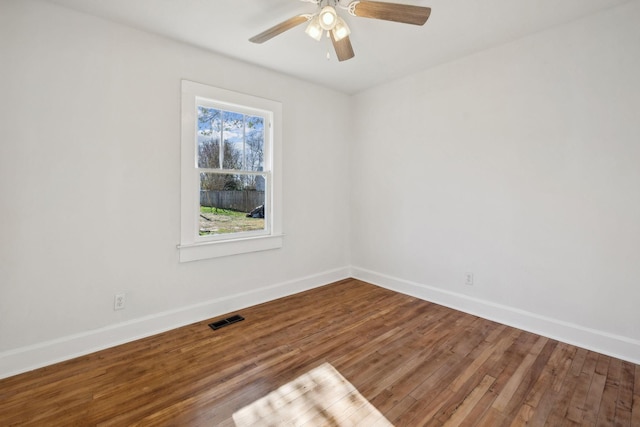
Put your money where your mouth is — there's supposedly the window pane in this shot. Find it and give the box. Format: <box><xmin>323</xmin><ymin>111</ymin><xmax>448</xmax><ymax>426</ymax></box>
<box><xmin>223</xmin><ymin>111</ymin><xmax>244</xmax><ymax>170</ymax></box>
<box><xmin>197</xmin><ymin>106</ymin><xmax>222</xmax><ymax>169</ymax></box>
<box><xmin>198</xmin><ymin>108</ymin><xmax>265</xmax><ymax>172</ymax></box>
<box><xmin>199</xmin><ymin>172</ymin><xmax>266</xmax><ymax>236</ymax></box>
<box><xmin>245</xmin><ymin>115</ymin><xmax>264</xmax><ymax>171</ymax></box>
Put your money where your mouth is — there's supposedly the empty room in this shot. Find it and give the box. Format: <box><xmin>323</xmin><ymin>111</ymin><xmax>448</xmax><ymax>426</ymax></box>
<box><xmin>1</xmin><ymin>0</ymin><xmax>639</xmax><ymax>425</ymax></box>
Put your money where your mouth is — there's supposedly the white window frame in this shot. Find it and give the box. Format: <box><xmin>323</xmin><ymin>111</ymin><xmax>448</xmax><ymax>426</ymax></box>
<box><xmin>178</xmin><ymin>80</ymin><xmax>283</xmax><ymax>262</ymax></box>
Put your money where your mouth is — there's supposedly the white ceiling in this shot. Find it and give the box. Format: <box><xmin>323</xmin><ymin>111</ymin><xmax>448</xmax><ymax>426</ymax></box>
<box><xmin>44</xmin><ymin>0</ymin><xmax>631</xmax><ymax>94</ymax></box>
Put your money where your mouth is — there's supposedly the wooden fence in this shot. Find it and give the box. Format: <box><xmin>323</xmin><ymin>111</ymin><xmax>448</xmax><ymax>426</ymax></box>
<box><xmin>200</xmin><ymin>190</ymin><xmax>264</xmax><ymax>213</ymax></box>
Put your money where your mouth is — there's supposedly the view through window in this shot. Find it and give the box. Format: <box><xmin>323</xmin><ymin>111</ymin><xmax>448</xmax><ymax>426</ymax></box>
<box><xmin>197</xmin><ymin>106</ymin><xmax>267</xmax><ymax>237</ymax></box>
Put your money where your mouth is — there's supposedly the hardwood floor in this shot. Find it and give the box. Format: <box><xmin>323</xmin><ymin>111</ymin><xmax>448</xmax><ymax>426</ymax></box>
<box><xmin>1</xmin><ymin>279</ymin><xmax>638</xmax><ymax>426</ymax></box>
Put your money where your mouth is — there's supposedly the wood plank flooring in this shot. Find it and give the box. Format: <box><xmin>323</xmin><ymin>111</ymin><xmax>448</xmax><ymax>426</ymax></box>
<box><xmin>0</xmin><ymin>279</ymin><xmax>638</xmax><ymax>426</ymax></box>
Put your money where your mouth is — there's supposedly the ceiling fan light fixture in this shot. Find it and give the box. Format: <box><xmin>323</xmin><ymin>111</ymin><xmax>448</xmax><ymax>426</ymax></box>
<box><xmin>305</xmin><ymin>16</ymin><xmax>323</xmax><ymax>41</ymax></box>
<box><xmin>319</xmin><ymin>6</ymin><xmax>337</xmax><ymax>30</ymax></box>
<box><xmin>249</xmin><ymin>0</ymin><xmax>432</xmax><ymax>62</ymax></box>
<box><xmin>332</xmin><ymin>16</ymin><xmax>351</xmax><ymax>41</ymax></box>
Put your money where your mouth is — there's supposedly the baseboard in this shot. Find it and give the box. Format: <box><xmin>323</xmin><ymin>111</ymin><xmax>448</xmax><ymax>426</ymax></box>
<box><xmin>4</xmin><ymin>265</ymin><xmax>637</xmax><ymax>380</ymax></box>
<box><xmin>0</xmin><ymin>267</ymin><xmax>351</xmax><ymax>380</ymax></box>
<box><xmin>351</xmin><ymin>266</ymin><xmax>640</xmax><ymax>365</ymax></box>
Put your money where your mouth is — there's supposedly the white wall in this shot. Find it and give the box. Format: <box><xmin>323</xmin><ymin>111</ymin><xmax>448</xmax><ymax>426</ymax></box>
<box><xmin>351</xmin><ymin>1</ymin><xmax>640</xmax><ymax>362</ymax></box>
<box><xmin>0</xmin><ymin>0</ymin><xmax>351</xmax><ymax>377</ymax></box>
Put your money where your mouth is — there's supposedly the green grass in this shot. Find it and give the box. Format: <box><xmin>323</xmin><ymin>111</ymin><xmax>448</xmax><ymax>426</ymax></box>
<box><xmin>199</xmin><ymin>206</ymin><xmax>264</xmax><ymax>236</ymax></box>
<box><xmin>200</xmin><ymin>206</ymin><xmax>246</xmax><ymax>217</ymax></box>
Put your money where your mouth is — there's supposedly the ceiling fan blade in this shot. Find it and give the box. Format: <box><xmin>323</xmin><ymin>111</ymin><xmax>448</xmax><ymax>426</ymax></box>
<box><xmin>330</xmin><ymin>33</ymin><xmax>355</xmax><ymax>62</ymax></box>
<box><xmin>249</xmin><ymin>15</ymin><xmax>310</xmax><ymax>43</ymax></box>
<box><xmin>349</xmin><ymin>1</ymin><xmax>431</xmax><ymax>26</ymax></box>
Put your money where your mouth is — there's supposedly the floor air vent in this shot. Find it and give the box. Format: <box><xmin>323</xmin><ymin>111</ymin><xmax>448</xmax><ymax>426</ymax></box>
<box><xmin>209</xmin><ymin>314</ymin><xmax>245</xmax><ymax>330</ymax></box>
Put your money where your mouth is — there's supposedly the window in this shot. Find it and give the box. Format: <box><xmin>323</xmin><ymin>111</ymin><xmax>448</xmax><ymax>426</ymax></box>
<box><xmin>179</xmin><ymin>80</ymin><xmax>282</xmax><ymax>262</ymax></box>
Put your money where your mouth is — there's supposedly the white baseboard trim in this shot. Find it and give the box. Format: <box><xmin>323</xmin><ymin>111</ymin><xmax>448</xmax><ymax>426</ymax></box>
<box><xmin>351</xmin><ymin>266</ymin><xmax>640</xmax><ymax>365</ymax></box>
<box><xmin>0</xmin><ymin>267</ymin><xmax>351</xmax><ymax>380</ymax></box>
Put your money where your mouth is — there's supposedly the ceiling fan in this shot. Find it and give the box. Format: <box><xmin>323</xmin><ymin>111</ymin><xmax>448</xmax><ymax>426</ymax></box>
<box><xmin>249</xmin><ymin>0</ymin><xmax>431</xmax><ymax>62</ymax></box>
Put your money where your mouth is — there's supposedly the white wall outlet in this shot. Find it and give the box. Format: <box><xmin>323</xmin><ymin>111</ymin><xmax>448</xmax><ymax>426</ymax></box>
<box><xmin>114</xmin><ymin>293</ymin><xmax>126</xmax><ymax>310</ymax></box>
<box><xmin>465</xmin><ymin>273</ymin><xmax>474</xmax><ymax>286</ymax></box>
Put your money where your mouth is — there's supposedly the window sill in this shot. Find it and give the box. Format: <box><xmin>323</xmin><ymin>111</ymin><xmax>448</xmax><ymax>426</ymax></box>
<box><xmin>177</xmin><ymin>234</ymin><xmax>284</xmax><ymax>262</ymax></box>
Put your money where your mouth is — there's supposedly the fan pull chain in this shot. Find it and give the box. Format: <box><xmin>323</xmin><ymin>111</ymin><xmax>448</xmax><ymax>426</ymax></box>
<box><xmin>326</xmin><ymin>30</ymin><xmax>331</xmax><ymax>60</ymax></box>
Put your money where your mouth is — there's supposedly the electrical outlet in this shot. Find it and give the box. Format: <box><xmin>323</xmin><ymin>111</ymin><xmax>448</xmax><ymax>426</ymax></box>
<box><xmin>114</xmin><ymin>293</ymin><xmax>126</xmax><ymax>310</ymax></box>
<box><xmin>465</xmin><ymin>273</ymin><xmax>474</xmax><ymax>286</ymax></box>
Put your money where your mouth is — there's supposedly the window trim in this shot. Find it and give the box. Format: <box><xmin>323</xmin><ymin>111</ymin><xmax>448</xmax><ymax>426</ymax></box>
<box><xmin>179</xmin><ymin>80</ymin><xmax>283</xmax><ymax>262</ymax></box>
